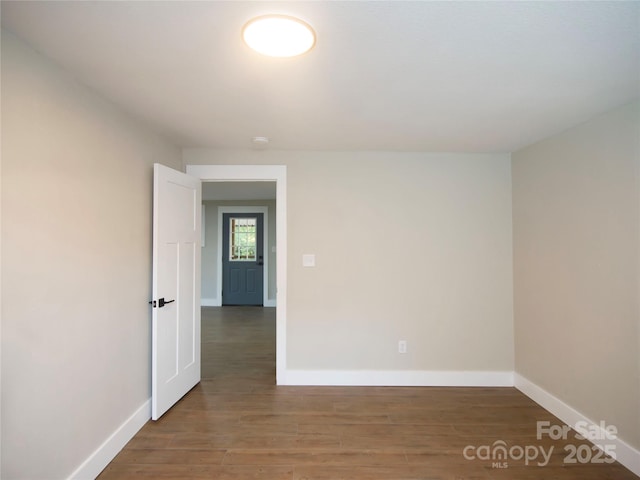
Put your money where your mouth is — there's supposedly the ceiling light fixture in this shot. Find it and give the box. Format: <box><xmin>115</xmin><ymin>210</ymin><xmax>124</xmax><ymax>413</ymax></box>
<box><xmin>242</xmin><ymin>15</ymin><xmax>316</xmax><ymax>57</ymax></box>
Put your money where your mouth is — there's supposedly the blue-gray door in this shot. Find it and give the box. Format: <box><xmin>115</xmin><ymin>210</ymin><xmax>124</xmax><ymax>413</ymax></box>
<box><xmin>222</xmin><ymin>213</ymin><xmax>264</xmax><ymax>306</ymax></box>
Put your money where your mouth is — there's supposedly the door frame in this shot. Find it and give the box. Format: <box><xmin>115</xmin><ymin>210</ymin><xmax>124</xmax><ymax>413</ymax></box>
<box><xmin>218</xmin><ymin>206</ymin><xmax>270</xmax><ymax>306</ymax></box>
<box><xmin>186</xmin><ymin>165</ymin><xmax>287</xmax><ymax>384</ymax></box>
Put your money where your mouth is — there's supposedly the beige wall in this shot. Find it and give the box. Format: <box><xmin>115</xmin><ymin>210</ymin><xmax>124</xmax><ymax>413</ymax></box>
<box><xmin>202</xmin><ymin>199</ymin><xmax>277</xmax><ymax>303</ymax></box>
<box><xmin>512</xmin><ymin>101</ymin><xmax>640</xmax><ymax>449</ymax></box>
<box><xmin>1</xmin><ymin>31</ymin><xmax>182</xmax><ymax>478</ymax></box>
<box><xmin>185</xmin><ymin>150</ymin><xmax>515</xmax><ymax>372</ymax></box>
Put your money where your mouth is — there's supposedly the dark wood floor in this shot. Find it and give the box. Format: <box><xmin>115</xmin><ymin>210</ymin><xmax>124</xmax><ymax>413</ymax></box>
<box><xmin>98</xmin><ymin>307</ymin><xmax>638</xmax><ymax>479</ymax></box>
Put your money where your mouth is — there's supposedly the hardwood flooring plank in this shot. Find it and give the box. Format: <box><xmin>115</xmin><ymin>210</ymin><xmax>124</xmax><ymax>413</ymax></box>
<box><xmin>239</xmin><ymin>413</ymin><xmax>391</xmax><ymax>425</ymax></box>
<box><xmin>109</xmin><ymin>448</ymin><xmax>226</xmax><ymax>465</ymax></box>
<box><xmin>167</xmin><ymin>433</ymin><xmax>341</xmax><ymax>449</ymax></box>
<box><xmin>340</xmin><ymin>433</ymin><xmax>491</xmax><ymax>451</ymax></box>
<box><xmin>297</xmin><ymin>423</ymin><xmax>456</xmax><ymax>437</ymax></box>
<box><xmin>148</xmin><ymin>419</ymin><xmax>300</xmax><ymax>435</ymax></box>
<box><xmin>122</xmin><ymin>432</ymin><xmax>174</xmax><ymax>450</ymax></box>
<box><xmin>222</xmin><ymin>449</ymin><xmax>409</xmax><ymax>466</ymax></box>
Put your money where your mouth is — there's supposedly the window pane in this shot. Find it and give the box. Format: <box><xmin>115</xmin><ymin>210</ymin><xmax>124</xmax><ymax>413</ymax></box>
<box><xmin>229</xmin><ymin>217</ymin><xmax>257</xmax><ymax>261</ymax></box>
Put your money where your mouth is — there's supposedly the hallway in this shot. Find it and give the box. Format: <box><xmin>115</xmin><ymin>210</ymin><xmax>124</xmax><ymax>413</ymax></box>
<box><xmin>98</xmin><ymin>307</ymin><xmax>637</xmax><ymax>479</ymax></box>
<box><xmin>201</xmin><ymin>306</ymin><xmax>276</xmax><ymax>381</ymax></box>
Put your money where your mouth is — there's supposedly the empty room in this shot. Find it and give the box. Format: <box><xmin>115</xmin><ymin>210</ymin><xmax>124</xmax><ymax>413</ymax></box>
<box><xmin>1</xmin><ymin>1</ymin><xmax>639</xmax><ymax>479</ymax></box>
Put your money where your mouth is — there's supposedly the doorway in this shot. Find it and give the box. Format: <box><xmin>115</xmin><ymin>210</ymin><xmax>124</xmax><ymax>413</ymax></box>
<box><xmin>186</xmin><ymin>164</ymin><xmax>287</xmax><ymax>384</ymax></box>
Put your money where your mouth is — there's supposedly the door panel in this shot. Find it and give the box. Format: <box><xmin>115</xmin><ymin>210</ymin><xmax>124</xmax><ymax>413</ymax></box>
<box><xmin>152</xmin><ymin>164</ymin><xmax>201</xmax><ymax>420</ymax></box>
<box><xmin>230</xmin><ymin>268</ymin><xmax>241</xmax><ymax>292</ymax></box>
<box><xmin>246</xmin><ymin>268</ymin><xmax>257</xmax><ymax>292</ymax></box>
<box><xmin>222</xmin><ymin>213</ymin><xmax>264</xmax><ymax>305</ymax></box>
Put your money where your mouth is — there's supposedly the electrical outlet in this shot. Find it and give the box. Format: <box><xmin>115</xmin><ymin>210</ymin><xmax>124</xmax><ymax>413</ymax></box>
<box><xmin>398</xmin><ymin>340</ymin><xmax>407</xmax><ymax>354</ymax></box>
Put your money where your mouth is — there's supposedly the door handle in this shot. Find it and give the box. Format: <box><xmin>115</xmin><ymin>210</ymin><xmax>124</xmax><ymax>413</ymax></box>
<box><xmin>150</xmin><ymin>297</ymin><xmax>175</xmax><ymax>308</ymax></box>
<box><xmin>258</xmin><ymin>255</ymin><xmax>263</xmax><ymax>266</ymax></box>
<box><xmin>158</xmin><ymin>298</ymin><xmax>175</xmax><ymax>308</ymax></box>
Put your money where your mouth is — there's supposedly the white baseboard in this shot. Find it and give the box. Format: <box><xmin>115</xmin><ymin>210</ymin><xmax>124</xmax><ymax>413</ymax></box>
<box><xmin>67</xmin><ymin>399</ymin><xmax>151</xmax><ymax>480</ymax></box>
<box><xmin>281</xmin><ymin>369</ymin><xmax>514</xmax><ymax>387</ymax></box>
<box><xmin>201</xmin><ymin>298</ymin><xmax>221</xmax><ymax>307</ymax></box>
<box><xmin>264</xmin><ymin>299</ymin><xmax>276</xmax><ymax>307</ymax></box>
<box><xmin>515</xmin><ymin>373</ymin><xmax>640</xmax><ymax>477</ymax></box>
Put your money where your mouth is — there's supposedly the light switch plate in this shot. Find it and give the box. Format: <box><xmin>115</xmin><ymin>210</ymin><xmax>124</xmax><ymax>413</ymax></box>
<box><xmin>302</xmin><ymin>254</ymin><xmax>316</xmax><ymax>267</ymax></box>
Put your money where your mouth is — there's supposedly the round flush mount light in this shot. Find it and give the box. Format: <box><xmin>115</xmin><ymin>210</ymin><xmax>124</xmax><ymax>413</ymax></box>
<box><xmin>242</xmin><ymin>15</ymin><xmax>316</xmax><ymax>57</ymax></box>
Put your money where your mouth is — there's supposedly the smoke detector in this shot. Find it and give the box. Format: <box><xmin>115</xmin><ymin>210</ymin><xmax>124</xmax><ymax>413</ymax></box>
<box><xmin>252</xmin><ymin>136</ymin><xmax>269</xmax><ymax>149</ymax></box>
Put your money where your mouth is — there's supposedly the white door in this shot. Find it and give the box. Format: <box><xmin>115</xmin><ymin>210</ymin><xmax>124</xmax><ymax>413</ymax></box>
<box><xmin>151</xmin><ymin>163</ymin><xmax>201</xmax><ymax>420</ymax></box>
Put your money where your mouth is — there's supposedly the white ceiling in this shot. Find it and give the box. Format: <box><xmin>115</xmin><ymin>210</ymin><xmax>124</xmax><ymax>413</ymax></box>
<box><xmin>1</xmin><ymin>1</ymin><xmax>639</xmax><ymax>153</ymax></box>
